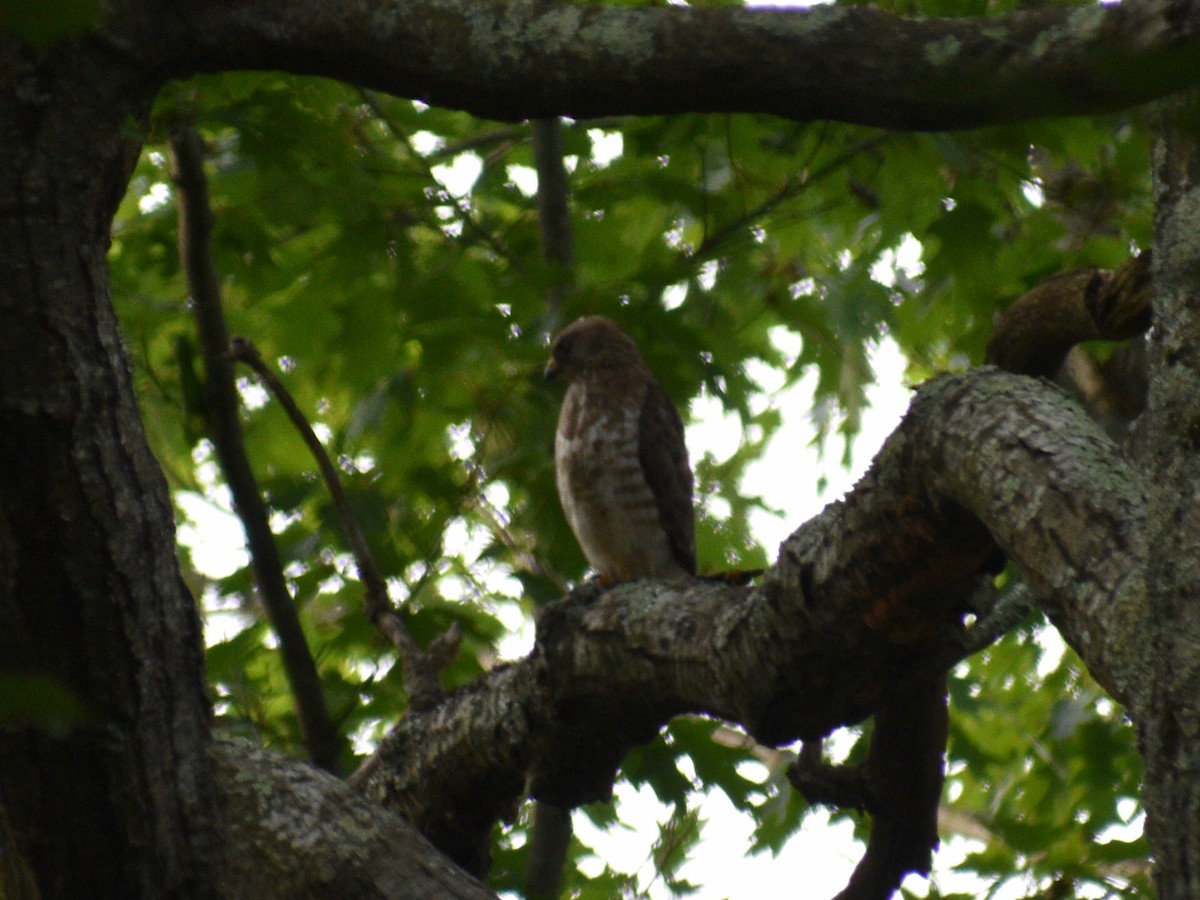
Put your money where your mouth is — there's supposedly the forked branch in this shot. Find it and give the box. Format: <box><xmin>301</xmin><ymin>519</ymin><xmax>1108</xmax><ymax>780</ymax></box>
<box><xmin>229</xmin><ymin>339</ymin><xmax>460</xmax><ymax>715</ymax></box>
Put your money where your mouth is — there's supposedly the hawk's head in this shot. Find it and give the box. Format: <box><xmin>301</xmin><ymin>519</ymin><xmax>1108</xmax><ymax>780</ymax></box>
<box><xmin>544</xmin><ymin>316</ymin><xmax>644</xmax><ymax>383</ymax></box>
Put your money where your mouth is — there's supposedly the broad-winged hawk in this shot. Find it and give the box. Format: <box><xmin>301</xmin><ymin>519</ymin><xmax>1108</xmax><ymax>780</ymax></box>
<box><xmin>545</xmin><ymin>316</ymin><xmax>695</xmax><ymax>581</ymax></box>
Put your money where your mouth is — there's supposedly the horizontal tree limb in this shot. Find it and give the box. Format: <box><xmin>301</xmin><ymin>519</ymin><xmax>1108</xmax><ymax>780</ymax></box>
<box><xmin>124</xmin><ymin>0</ymin><xmax>1200</xmax><ymax>130</ymax></box>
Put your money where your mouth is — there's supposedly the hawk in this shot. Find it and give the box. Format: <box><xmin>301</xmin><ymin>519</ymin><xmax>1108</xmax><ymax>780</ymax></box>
<box><xmin>545</xmin><ymin>315</ymin><xmax>695</xmax><ymax>581</ymax></box>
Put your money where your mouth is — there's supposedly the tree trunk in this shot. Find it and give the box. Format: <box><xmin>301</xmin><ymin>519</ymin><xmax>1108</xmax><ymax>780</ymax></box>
<box><xmin>1138</xmin><ymin>89</ymin><xmax>1200</xmax><ymax>900</ymax></box>
<box><xmin>0</xmin><ymin>40</ymin><xmax>225</xmax><ymax>897</ymax></box>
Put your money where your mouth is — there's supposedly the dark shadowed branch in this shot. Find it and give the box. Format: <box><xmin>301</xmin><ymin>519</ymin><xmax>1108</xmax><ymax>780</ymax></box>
<box><xmin>526</xmin><ymin>115</ymin><xmax>577</xmax><ymax>900</ymax></box>
<box><xmin>214</xmin><ymin>737</ymin><xmax>497</xmax><ymax>900</ymax></box>
<box><xmin>986</xmin><ymin>251</ymin><xmax>1153</xmax><ymax>378</ymax></box>
<box><xmin>532</xmin><ymin>117</ymin><xmax>575</xmax><ymax>328</ymax></box>
<box><xmin>145</xmin><ymin>0</ymin><xmax>1200</xmax><ymax>131</ymax></box>
<box><xmin>833</xmin><ymin>672</ymin><xmax>948</xmax><ymax>900</ymax></box>
<box><xmin>168</xmin><ymin>124</ymin><xmax>348</xmax><ymax>773</ymax></box>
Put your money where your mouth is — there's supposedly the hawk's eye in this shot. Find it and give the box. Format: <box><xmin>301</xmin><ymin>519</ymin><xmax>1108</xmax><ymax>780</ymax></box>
<box><xmin>555</xmin><ymin>334</ymin><xmax>575</xmax><ymax>359</ymax></box>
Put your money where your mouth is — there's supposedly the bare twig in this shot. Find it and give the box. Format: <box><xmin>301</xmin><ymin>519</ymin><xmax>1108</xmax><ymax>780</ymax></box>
<box><xmin>693</xmin><ymin>134</ymin><xmax>891</xmax><ymax>260</ymax></box>
<box><xmin>229</xmin><ymin>339</ymin><xmax>459</xmax><ymax>714</ymax></box>
<box><xmin>168</xmin><ymin>123</ymin><xmax>347</xmax><ymax>773</ymax></box>
<box><xmin>355</xmin><ymin>88</ymin><xmax>516</xmax><ymax>266</ymax></box>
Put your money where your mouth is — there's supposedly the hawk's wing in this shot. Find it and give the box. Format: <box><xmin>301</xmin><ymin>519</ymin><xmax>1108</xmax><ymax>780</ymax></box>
<box><xmin>637</xmin><ymin>381</ymin><xmax>696</xmax><ymax>575</ymax></box>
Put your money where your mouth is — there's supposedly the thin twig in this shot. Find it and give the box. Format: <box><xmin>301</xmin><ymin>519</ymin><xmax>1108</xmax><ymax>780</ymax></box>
<box><xmin>355</xmin><ymin>88</ymin><xmax>515</xmax><ymax>266</ymax></box>
<box><xmin>229</xmin><ymin>338</ymin><xmax>459</xmax><ymax>713</ymax></box>
<box><xmin>693</xmin><ymin>133</ymin><xmax>890</xmax><ymax>260</ymax></box>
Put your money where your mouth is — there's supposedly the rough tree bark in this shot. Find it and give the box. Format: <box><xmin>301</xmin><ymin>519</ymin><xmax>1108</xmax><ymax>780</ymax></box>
<box><xmin>1138</xmin><ymin>90</ymin><xmax>1200</xmax><ymax>898</ymax></box>
<box><xmin>214</xmin><ymin>739</ymin><xmax>496</xmax><ymax>899</ymax></box>
<box><xmin>0</xmin><ymin>39</ymin><xmax>225</xmax><ymax>898</ymax></box>
<box><xmin>158</xmin><ymin>0</ymin><xmax>1200</xmax><ymax>128</ymax></box>
<box><xmin>1</xmin><ymin>1</ymin><xmax>1198</xmax><ymax>898</ymax></box>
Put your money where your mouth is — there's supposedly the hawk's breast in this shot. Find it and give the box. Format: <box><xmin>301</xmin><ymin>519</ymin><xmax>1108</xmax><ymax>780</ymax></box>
<box><xmin>555</xmin><ymin>380</ymin><xmax>686</xmax><ymax>580</ymax></box>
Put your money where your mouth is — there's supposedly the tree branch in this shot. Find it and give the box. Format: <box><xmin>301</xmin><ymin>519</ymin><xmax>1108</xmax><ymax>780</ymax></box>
<box><xmin>214</xmin><ymin>738</ymin><xmax>497</xmax><ymax>900</ymax></box>
<box><xmin>229</xmin><ymin>338</ymin><xmax>459</xmax><ymax>714</ymax></box>
<box><xmin>532</xmin><ymin>117</ymin><xmax>575</xmax><ymax>326</ymax></box>
<box><xmin>985</xmin><ymin>252</ymin><xmax>1153</xmax><ymax>378</ymax></box>
<box><xmin>526</xmin><ymin>115</ymin><xmax>578</xmax><ymax>898</ymax></box>
<box><xmin>359</xmin><ymin>368</ymin><xmax>1144</xmax><ymax>885</ymax></box>
<box><xmin>834</xmin><ymin>672</ymin><xmax>947</xmax><ymax>900</ymax></box>
<box><xmin>168</xmin><ymin>125</ymin><xmax>348</xmax><ymax>773</ymax></box>
<box><xmin>1135</xmin><ymin>87</ymin><xmax>1200</xmax><ymax>896</ymax></box>
<box><xmin>136</xmin><ymin>0</ymin><xmax>1200</xmax><ymax>130</ymax></box>
<box><xmin>907</xmin><ymin>374</ymin><xmax>1147</xmax><ymax>702</ymax></box>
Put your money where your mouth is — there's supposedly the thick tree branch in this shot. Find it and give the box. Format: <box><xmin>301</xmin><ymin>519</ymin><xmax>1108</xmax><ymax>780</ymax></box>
<box><xmin>360</xmin><ymin>368</ymin><xmax>1144</xmax><ymax>882</ymax></box>
<box><xmin>214</xmin><ymin>738</ymin><xmax>497</xmax><ymax>900</ymax></box>
<box><xmin>129</xmin><ymin>0</ymin><xmax>1200</xmax><ymax>130</ymax></box>
<box><xmin>1137</xmin><ymin>88</ymin><xmax>1200</xmax><ymax>897</ymax></box>
<box><xmin>835</xmin><ymin>672</ymin><xmax>948</xmax><ymax>900</ymax></box>
<box><xmin>912</xmin><ymin>374</ymin><xmax>1147</xmax><ymax>702</ymax></box>
<box><xmin>986</xmin><ymin>252</ymin><xmax>1153</xmax><ymax>379</ymax></box>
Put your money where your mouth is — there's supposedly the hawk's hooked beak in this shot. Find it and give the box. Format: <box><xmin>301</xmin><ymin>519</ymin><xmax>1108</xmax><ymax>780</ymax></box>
<box><xmin>543</xmin><ymin>358</ymin><xmax>561</xmax><ymax>381</ymax></box>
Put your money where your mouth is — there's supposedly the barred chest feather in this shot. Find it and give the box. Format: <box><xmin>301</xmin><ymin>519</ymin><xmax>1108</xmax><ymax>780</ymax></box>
<box><xmin>554</xmin><ymin>380</ymin><xmax>685</xmax><ymax>581</ymax></box>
